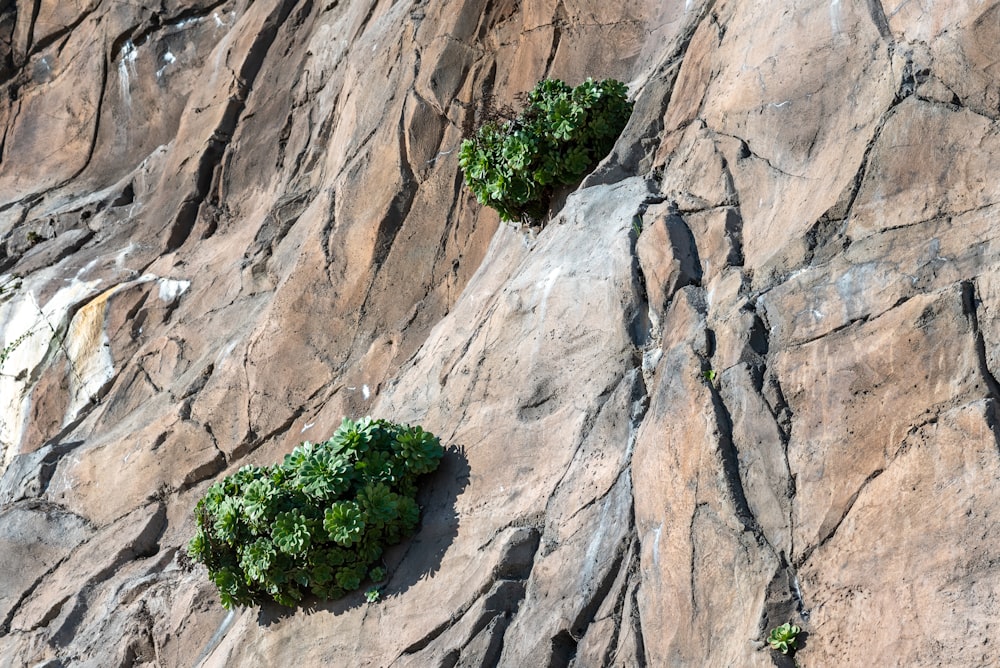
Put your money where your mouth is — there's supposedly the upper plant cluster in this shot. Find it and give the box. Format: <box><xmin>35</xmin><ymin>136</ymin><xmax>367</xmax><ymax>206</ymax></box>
<box><xmin>187</xmin><ymin>417</ymin><xmax>444</xmax><ymax>608</ymax></box>
<box><xmin>459</xmin><ymin>78</ymin><xmax>633</xmax><ymax>223</ymax></box>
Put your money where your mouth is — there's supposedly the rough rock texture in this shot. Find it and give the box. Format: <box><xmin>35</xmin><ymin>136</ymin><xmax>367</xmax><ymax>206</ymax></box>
<box><xmin>2</xmin><ymin>0</ymin><xmax>1000</xmax><ymax>665</ymax></box>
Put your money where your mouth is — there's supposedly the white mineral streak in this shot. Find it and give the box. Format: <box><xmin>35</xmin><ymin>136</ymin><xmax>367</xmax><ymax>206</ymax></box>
<box><xmin>66</xmin><ymin>275</ymin><xmax>189</xmax><ymax>422</ymax></box>
<box><xmin>157</xmin><ymin>277</ymin><xmax>190</xmax><ymax>302</ymax></box>
<box><xmin>118</xmin><ymin>40</ymin><xmax>138</xmax><ymax>105</ymax></box>
<box><xmin>156</xmin><ymin>51</ymin><xmax>177</xmax><ymax>78</ymax></box>
<box><xmin>830</xmin><ymin>0</ymin><xmax>843</xmax><ymax>35</ymax></box>
<box><xmin>0</xmin><ymin>272</ymin><xmax>191</xmax><ymax>473</ymax></box>
<box><xmin>0</xmin><ymin>276</ymin><xmax>102</xmax><ymax>471</ymax></box>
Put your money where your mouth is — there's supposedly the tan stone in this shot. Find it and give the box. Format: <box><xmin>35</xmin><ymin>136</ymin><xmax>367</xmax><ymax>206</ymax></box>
<box><xmin>799</xmin><ymin>400</ymin><xmax>1000</xmax><ymax>665</ymax></box>
<box><xmin>2</xmin><ymin>0</ymin><xmax>1000</xmax><ymax>665</ymax></box>
<box><xmin>632</xmin><ymin>288</ymin><xmax>776</xmax><ymax>667</ymax></box>
<box><xmin>776</xmin><ymin>289</ymin><xmax>981</xmax><ymax>551</ymax></box>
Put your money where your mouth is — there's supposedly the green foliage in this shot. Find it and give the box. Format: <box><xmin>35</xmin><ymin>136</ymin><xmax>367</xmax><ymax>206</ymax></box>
<box><xmin>459</xmin><ymin>78</ymin><xmax>633</xmax><ymax>223</ymax></box>
<box><xmin>767</xmin><ymin>622</ymin><xmax>801</xmax><ymax>655</ymax></box>
<box><xmin>188</xmin><ymin>417</ymin><xmax>445</xmax><ymax>609</ymax></box>
<box><xmin>631</xmin><ymin>215</ymin><xmax>643</xmax><ymax>237</ymax></box>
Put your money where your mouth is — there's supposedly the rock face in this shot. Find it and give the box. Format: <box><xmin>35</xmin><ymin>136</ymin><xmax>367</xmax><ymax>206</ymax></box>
<box><xmin>2</xmin><ymin>0</ymin><xmax>1000</xmax><ymax>665</ymax></box>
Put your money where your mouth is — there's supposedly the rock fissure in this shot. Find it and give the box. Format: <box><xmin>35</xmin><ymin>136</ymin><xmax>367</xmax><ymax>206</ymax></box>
<box><xmin>791</xmin><ymin>311</ymin><xmax>873</xmax><ymax>347</ymax></box>
<box><xmin>371</xmin><ymin>113</ymin><xmax>419</xmax><ymax>275</ymax></box>
<box><xmin>0</xmin><ymin>540</ymin><xmax>70</xmax><ymax>635</ymax></box>
<box><xmin>537</xmin><ymin>388</ymin><xmax>621</xmax><ymax>536</ymax></box>
<box><xmin>705</xmin><ymin>375</ymin><xmax>766</xmax><ymax>538</ymax></box>
<box><xmin>687</xmin><ymin>502</ymin><xmax>706</xmax><ymax>616</ymax></box>
<box><xmin>351</xmin><ymin>0</ymin><xmax>380</xmax><ymax>43</ymax></box>
<box><xmin>593</xmin><ymin>536</ymin><xmax>639</xmax><ymax>666</ymax></box>
<box><xmin>26</xmin><ymin>5</ymin><xmax>97</xmax><ymax>63</ymax></box>
<box><xmin>397</xmin><ymin>575</ymin><xmax>502</xmax><ymax>656</ymax></box>
<box><xmin>20</xmin><ymin>0</ymin><xmax>41</xmax><ymax>64</ymax></box>
<box><xmin>166</xmin><ymin>0</ymin><xmax>304</xmax><ymax>252</ymax></box>
<box><xmin>962</xmin><ymin>280</ymin><xmax>1000</xmax><ymax>402</ymax></box>
<box><xmin>429</xmin><ymin>171</ymin><xmax>467</xmax><ymax>280</ymax></box>
<box><xmin>626</xmin><ymin>570</ymin><xmax>648</xmax><ymax>666</ymax></box>
<box><xmin>868</xmin><ymin>202</ymin><xmax>1000</xmax><ymax>239</ymax></box>
<box><xmin>711</xmin><ymin>128</ymin><xmax>813</xmax><ymax>181</ymax></box>
<box><xmin>797</xmin><ymin>467</ymin><xmax>885</xmax><ymax>567</ymax></box>
<box><xmin>826</xmin><ymin>53</ymin><xmax>921</xmax><ymax>245</ymax></box>
<box><xmin>548</xmin><ymin>538</ymin><xmax>628</xmax><ymax>668</ymax></box>
<box><xmin>865</xmin><ymin>0</ymin><xmax>892</xmax><ymax>41</ymax></box>
<box><xmin>541</xmin><ymin>0</ymin><xmax>564</xmax><ymax>80</ymax></box>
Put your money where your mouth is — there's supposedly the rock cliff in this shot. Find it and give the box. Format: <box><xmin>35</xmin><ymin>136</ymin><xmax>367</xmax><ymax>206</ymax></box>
<box><xmin>2</xmin><ymin>0</ymin><xmax>1000</xmax><ymax>665</ymax></box>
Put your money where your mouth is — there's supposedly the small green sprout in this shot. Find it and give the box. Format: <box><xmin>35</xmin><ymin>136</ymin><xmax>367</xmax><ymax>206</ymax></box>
<box><xmin>364</xmin><ymin>586</ymin><xmax>381</xmax><ymax>603</ymax></box>
<box><xmin>702</xmin><ymin>369</ymin><xmax>717</xmax><ymax>383</ymax></box>
<box><xmin>767</xmin><ymin>622</ymin><xmax>800</xmax><ymax>654</ymax></box>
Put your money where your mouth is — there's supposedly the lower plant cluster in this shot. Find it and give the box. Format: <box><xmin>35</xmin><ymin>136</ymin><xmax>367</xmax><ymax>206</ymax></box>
<box><xmin>187</xmin><ymin>417</ymin><xmax>444</xmax><ymax>608</ymax></box>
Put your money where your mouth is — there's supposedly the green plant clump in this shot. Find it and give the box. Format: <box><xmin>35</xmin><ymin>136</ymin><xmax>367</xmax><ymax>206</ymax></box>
<box><xmin>187</xmin><ymin>417</ymin><xmax>444</xmax><ymax>609</ymax></box>
<box><xmin>768</xmin><ymin>622</ymin><xmax>801</xmax><ymax>654</ymax></box>
<box><xmin>459</xmin><ymin>77</ymin><xmax>633</xmax><ymax>223</ymax></box>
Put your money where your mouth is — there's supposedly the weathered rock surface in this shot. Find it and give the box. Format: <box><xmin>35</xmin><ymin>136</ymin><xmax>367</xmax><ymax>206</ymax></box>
<box><xmin>2</xmin><ymin>0</ymin><xmax>1000</xmax><ymax>665</ymax></box>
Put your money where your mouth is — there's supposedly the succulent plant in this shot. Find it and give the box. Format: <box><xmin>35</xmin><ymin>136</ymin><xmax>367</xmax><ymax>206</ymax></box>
<box><xmin>767</xmin><ymin>622</ymin><xmax>801</xmax><ymax>654</ymax></box>
<box><xmin>188</xmin><ymin>417</ymin><xmax>444</xmax><ymax>608</ymax></box>
<box><xmin>459</xmin><ymin>78</ymin><xmax>632</xmax><ymax>223</ymax></box>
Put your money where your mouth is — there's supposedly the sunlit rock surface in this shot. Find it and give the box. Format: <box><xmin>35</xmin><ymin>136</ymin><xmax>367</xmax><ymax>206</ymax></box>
<box><xmin>2</xmin><ymin>0</ymin><xmax>1000</xmax><ymax>665</ymax></box>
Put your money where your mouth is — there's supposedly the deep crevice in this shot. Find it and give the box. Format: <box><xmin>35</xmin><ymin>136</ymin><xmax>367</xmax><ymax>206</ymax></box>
<box><xmin>962</xmin><ymin>280</ymin><xmax>1000</xmax><ymax>401</ymax></box>
<box><xmin>0</xmin><ymin>540</ymin><xmax>72</xmax><ymax>635</ymax></box>
<box><xmin>627</xmin><ymin>572</ymin><xmax>648</xmax><ymax>667</ymax></box>
<box><xmin>164</xmin><ymin>0</ymin><xmax>303</xmax><ymax>251</ymax></box>
<box><xmin>865</xmin><ymin>0</ymin><xmax>892</xmax><ymax>40</ymax></box>
<box><xmin>705</xmin><ymin>379</ymin><xmax>761</xmax><ymax>534</ymax></box>
<box><xmin>351</xmin><ymin>0</ymin><xmax>380</xmax><ymax>42</ymax></box>
<box><xmin>595</xmin><ymin>538</ymin><xmax>637</xmax><ymax>666</ymax></box>
<box><xmin>21</xmin><ymin>0</ymin><xmax>41</xmax><ymax>64</ymax></box>
<box><xmin>398</xmin><ymin>570</ymin><xmax>504</xmax><ymax>656</ymax></box>
<box><xmin>25</xmin><ymin>4</ymin><xmax>97</xmax><ymax>62</ymax></box>
<box><xmin>109</xmin><ymin>0</ymin><xmax>231</xmax><ymax>61</ymax></box>
<box><xmin>374</xmin><ymin>112</ymin><xmax>420</xmax><ymax>272</ymax></box>
<box><xmin>760</xmin><ymin>551</ymin><xmax>809</xmax><ymax>645</ymax></box>
<box><xmin>541</xmin><ymin>0</ymin><xmax>564</xmax><ymax>79</ymax></box>
<box><xmin>833</xmin><ymin>52</ymin><xmax>916</xmax><ymax>233</ymax></box>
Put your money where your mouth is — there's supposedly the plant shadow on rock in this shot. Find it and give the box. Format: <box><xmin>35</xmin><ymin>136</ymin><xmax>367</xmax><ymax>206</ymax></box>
<box><xmin>255</xmin><ymin>444</ymin><xmax>470</xmax><ymax>625</ymax></box>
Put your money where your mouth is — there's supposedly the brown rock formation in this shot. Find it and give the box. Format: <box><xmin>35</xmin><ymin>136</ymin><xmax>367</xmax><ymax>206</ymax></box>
<box><xmin>2</xmin><ymin>0</ymin><xmax>1000</xmax><ymax>665</ymax></box>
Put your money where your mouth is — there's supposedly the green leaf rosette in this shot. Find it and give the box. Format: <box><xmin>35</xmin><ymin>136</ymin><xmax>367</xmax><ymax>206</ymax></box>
<box><xmin>459</xmin><ymin>77</ymin><xmax>633</xmax><ymax>223</ymax></box>
<box><xmin>188</xmin><ymin>417</ymin><xmax>445</xmax><ymax>609</ymax></box>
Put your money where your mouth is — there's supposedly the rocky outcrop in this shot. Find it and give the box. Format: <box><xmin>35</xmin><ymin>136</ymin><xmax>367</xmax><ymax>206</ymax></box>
<box><xmin>2</xmin><ymin>0</ymin><xmax>1000</xmax><ymax>665</ymax></box>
